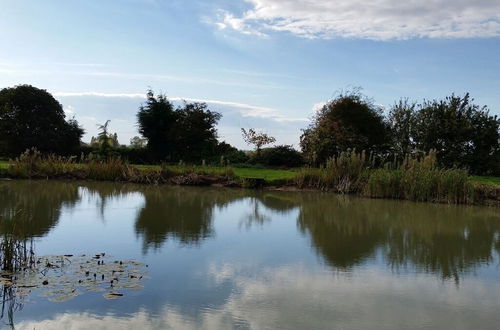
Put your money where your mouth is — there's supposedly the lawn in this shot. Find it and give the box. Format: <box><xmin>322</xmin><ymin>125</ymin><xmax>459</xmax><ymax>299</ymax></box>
<box><xmin>134</xmin><ymin>164</ymin><xmax>297</xmax><ymax>183</ymax></box>
<box><xmin>0</xmin><ymin>161</ymin><xmax>8</xmax><ymax>169</ymax></box>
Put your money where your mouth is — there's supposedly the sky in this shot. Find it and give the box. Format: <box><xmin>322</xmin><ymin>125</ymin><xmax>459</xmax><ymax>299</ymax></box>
<box><xmin>1</xmin><ymin>0</ymin><xmax>499</xmax><ymax>149</ymax></box>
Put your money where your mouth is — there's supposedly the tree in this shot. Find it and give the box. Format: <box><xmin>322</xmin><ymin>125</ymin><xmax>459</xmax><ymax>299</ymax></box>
<box><xmin>411</xmin><ymin>93</ymin><xmax>500</xmax><ymax>174</ymax></box>
<box><xmin>137</xmin><ymin>90</ymin><xmax>177</xmax><ymax>160</ymax></box>
<box><xmin>130</xmin><ymin>136</ymin><xmax>147</xmax><ymax>149</ymax></box>
<box><xmin>174</xmin><ymin>102</ymin><xmax>222</xmax><ymax>161</ymax></box>
<box><xmin>388</xmin><ymin>98</ymin><xmax>417</xmax><ymax>155</ymax></box>
<box><xmin>137</xmin><ymin>90</ymin><xmax>222</xmax><ymax>162</ymax></box>
<box><xmin>96</xmin><ymin>120</ymin><xmax>119</xmax><ymax>154</ymax></box>
<box><xmin>241</xmin><ymin>128</ymin><xmax>276</xmax><ymax>155</ymax></box>
<box><xmin>0</xmin><ymin>85</ymin><xmax>84</xmax><ymax>156</ymax></box>
<box><xmin>300</xmin><ymin>89</ymin><xmax>389</xmax><ymax>165</ymax></box>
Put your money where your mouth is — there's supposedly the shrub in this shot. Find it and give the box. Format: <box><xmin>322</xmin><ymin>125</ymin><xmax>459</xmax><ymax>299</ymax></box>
<box><xmin>251</xmin><ymin>145</ymin><xmax>303</xmax><ymax>167</ymax></box>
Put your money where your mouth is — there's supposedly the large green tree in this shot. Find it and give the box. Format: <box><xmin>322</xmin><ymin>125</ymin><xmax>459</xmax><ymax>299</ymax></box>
<box><xmin>137</xmin><ymin>90</ymin><xmax>222</xmax><ymax>161</ymax></box>
<box><xmin>411</xmin><ymin>94</ymin><xmax>500</xmax><ymax>174</ymax></box>
<box><xmin>174</xmin><ymin>102</ymin><xmax>222</xmax><ymax>161</ymax></box>
<box><xmin>0</xmin><ymin>85</ymin><xmax>84</xmax><ymax>156</ymax></box>
<box><xmin>300</xmin><ymin>90</ymin><xmax>389</xmax><ymax>165</ymax></box>
<box><xmin>137</xmin><ymin>90</ymin><xmax>178</xmax><ymax>160</ymax></box>
<box><xmin>388</xmin><ymin>98</ymin><xmax>416</xmax><ymax>155</ymax></box>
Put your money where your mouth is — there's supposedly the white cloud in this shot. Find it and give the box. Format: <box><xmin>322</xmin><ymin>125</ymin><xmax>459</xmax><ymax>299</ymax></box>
<box><xmin>16</xmin><ymin>263</ymin><xmax>500</xmax><ymax>330</ymax></box>
<box><xmin>53</xmin><ymin>92</ymin><xmax>307</xmax><ymax>147</ymax></box>
<box><xmin>216</xmin><ymin>0</ymin><xmax>500</xmax><ymax>40</ymax></box>
<box><xmin>54</xmin><ymin>92</ymin><xmax>145</xmax><ymax>98</ymax></box>
<box><xmin>53</xmin><ymin>92</ymin><xmax>308</xmax><ymax>123</ymax></box>
<box><xmin>63</xmin><ymin>105</ymin><xmax>75</xmax><ymax>115</ymax></box>
<box><xmin>77</xmin><ymin>71</ymin><xmax>282</xmax><ymax>89</ymax></box>
<box><xmin>311</xmin><ymin>101</ymin><xmax>326</xmax><ymax>113</ymax></box>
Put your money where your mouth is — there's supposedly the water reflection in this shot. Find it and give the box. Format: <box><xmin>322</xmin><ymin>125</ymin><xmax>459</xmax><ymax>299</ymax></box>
<box><xmin>0</xmin><ymin>181</ymin><xmax>499</xmax><ymax>329</ymax></box>
<box><xmin>296</xmin><ymin>194</ymin><xmax>500</xmax><ymax>282</ymax></box>
<box><xmin>135</xmin><ymin>187</ymin><xmax>240</xmax><ymax>251</ymax></box>
<box><xmin>0</xmin><ymin>181</ymin><xmax>79</xmax><ymax>238</ymax></box>
<box><xmin>0</xmin><ymin>181</ymin><xmax>499</xmax><ymax>282</ymax></box>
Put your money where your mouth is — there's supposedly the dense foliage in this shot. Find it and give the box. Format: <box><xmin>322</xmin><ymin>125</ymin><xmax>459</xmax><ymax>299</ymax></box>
<box><xmin>389</xmin><ymin>94</ymin><xmax>500</xmax><ymax>175</ymax></box>
<box><xmin>137</xmin><ymin>90</ymin><xmax>222</xmax><ymax>162</ymax></box>
<box><xmin>137</xmin><ymin>90</ymin><xmax>178</xmax><ymax>160</ymax></box>
<box><xmin>0</xmin><ymin>85</ymin><xmax>84</xmax><ymax>156</ymax></box>
<box><xmin>300</xmin><ymin>90</ymin><xmax>389</xmax><ymax>165</ymax></box>
<box><xmin>251</xmin><ymin>145</ymin><xmax>303</xmax><ymax>167</ymax></box>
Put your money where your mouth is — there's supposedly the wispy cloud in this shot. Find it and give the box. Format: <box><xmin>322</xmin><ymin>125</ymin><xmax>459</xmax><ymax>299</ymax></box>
<box><xmin>76</xmin><ymin>71</ymin><xmax>284</xmax><ymax>89</ymax></box>
<box><xmin>54</xmin><ymin>92</ymin><xmax>145</xmax><ymax>98</ymax></box>
<box><xmin>54</xmin><ymin>92</ymin><xmax>308</xmax><ymax>123</ymax></box>
<box><xmin>215</xmin><ymin>0</ymin><xmax>500</xmax><ymax>40</ymax></box>
<box><xmin>0</xmin><ymin>61</ymin><xmax>284</xmax><ymax>90</ymax></box>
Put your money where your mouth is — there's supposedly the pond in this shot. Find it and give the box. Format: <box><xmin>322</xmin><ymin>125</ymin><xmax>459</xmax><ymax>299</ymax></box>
<box><xmin>0</xmin><ymin>180</ymin><xmax>499</xmax><ymax>329</ymax></box>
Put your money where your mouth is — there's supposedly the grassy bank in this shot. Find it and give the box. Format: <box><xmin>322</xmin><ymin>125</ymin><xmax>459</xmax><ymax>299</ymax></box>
<box><xmin>1</xmin><ymin>152</ymin><xmax>499</xmax><ymax>205</ymax></box>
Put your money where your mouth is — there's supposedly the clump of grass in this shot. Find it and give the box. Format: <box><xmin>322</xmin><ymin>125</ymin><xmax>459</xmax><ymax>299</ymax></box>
<box><xmin>0</xmin><ymin>211</ymin><xmax>35</xmax><ymax>273</ymax></box>
<box><xmin>295</xmin><ymin>150</ymin><xmax>368</xmax><ymax>192</ymax></box>
<box><xmin>85</xmin><ymin>157</ymin><xmax>129</xmax><ymax>181</ymax></box>
<box><xmin>6</xmin><ymin>149</ymin><xmax>235</xmax><ymax>185</ymax></box>
<box><xmin>7</xmin><ymin>148</ymin><xmax>75</xmax><ymax>178</ymax></box>
<box><xmin>297</xmin><ymin>150</ymin><xmax>476</xmax><ymax>204</ymax></box>
<box><xmin>364</xmin><ymin>151</ymin><xmax>474</xmax><ymax>203</ymax></box>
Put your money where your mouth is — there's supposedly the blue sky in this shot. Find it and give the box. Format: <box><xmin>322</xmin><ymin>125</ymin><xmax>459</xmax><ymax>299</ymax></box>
<box><xmin>1</xmin><ymin>0</ymin><xmax>499</xmax><ymax>148</ymax></box>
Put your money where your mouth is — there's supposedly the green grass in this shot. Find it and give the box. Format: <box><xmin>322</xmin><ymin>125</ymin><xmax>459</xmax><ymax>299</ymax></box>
<box><xmin>2</xmin><ymin>157</ymin><xmax>499</xmax><ymax>188</ymax></box>
<box><xmin>471</xmin><ymin>176</ymin><xmax>500</xmax><ymax>186</ymax></box>
<box><xmin>232</xmin><ymin>168</ymin><xmax>297</xmax><ymax>183</ymax></box>
<box><xmin>134</xmin><ymin>164</ymin><xmax>296</xmax><ymax>183</ymax></box>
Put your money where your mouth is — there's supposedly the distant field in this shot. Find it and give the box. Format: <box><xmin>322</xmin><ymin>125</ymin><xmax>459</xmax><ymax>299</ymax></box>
<box><xmin>0</xmin><ymin>161</ymin><xmax>8</xmax><ymax>169</ymax></box>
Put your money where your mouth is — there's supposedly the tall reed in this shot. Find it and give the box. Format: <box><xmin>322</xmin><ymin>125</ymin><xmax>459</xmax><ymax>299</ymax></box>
<box><xmin>297</xmin><ymin>150</ymin><xmax>476</xmax><ymax>204</ymax></box>
<box><xmin>6</xmin><ymin>149</ymin><xmax>235</xmax><ymax>184</ymax></box>
<box><xmin>364</xmin><ymin>151</ymin><xmax>474</xmax><ymax>203</ymax></box>
<box><xmin>295</xmin><ymin>150</ymin><xmax>368</xmax><ymax>193</ymax></box>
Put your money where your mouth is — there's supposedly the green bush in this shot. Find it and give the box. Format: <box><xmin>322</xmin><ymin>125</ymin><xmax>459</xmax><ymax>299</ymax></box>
<box><xmin>251</xmin><ymin>145</ymin><xmax>303</xmax><ymax>167</ymax></box>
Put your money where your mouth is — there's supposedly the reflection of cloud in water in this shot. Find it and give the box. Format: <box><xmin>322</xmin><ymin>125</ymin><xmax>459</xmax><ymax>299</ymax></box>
<box><xmin>18</xmin><ymin>263</ymin><xmax>500</xmax><ymax>329</ymax></box>
<box><xmin>16</xmin><ymin>307</ymin><xmax>234</xmax><ymax>330</ymax></box>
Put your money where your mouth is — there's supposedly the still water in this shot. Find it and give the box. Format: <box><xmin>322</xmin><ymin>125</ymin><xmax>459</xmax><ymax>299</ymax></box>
<box><xmin>0</xmin><ymin>180</ymin><xmax>499</xmax><ymax>329</ymax></box>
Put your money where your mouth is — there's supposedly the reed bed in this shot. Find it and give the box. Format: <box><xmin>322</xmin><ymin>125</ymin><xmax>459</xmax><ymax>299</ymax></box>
<box><xmin>296</xmin><ymin>150</ymin><xmax>480</xmax><ymax>204</ymax></box>
<box><xmin>5</xmin><ymin>149</ymin><xmax>235</xmax><ymax>185</ymax></box>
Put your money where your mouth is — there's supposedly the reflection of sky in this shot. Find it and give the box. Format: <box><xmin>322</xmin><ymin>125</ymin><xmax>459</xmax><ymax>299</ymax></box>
<box><xmin>17</xmin><ymin>266</ymin><xmax>500</xmax><ymax>330</ymax></box>
<box><xmin>11</xmin><ymin>185</ymin><xmax>500</xmax><ymax>329</ymax></box>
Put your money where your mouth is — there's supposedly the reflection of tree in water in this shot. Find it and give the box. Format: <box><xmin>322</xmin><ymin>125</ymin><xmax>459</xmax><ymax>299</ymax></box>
<box><xmin>296</xmin><ymin>194</ymin><xmax>500</xmax><ymax>282</ymax></box>
<box><xmin>81</xmin><ymin>182</ymin><xmax>149</xmax><ymax>218</ymax></box>
<box><xmin>0</xmin><ymin>181</ymin><xmax>80</xmax><ymax>238</ymax></box>
<box><xmin>297</xmin><ymin>195</ymin><xmax>385</xmax><ymax>269</ymax></box>
<box><xmin>0</xmin><ymin>181</ymin><xmax>81</xmax><ymax>328</ymax></box>
<box><xmin>135</xmin><ymin>187</ymin><xmax>243</xmax><ymax>252</ymax></box>
<box><xmin>239</xmin><ymin>192</ymin><xmax>299</xmax><ymax>229</ymax></box>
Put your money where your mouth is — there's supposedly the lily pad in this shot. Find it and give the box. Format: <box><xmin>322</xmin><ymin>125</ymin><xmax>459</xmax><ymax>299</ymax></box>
<box><xmin>0</xmin><ymin>253</ymin><xmax>148</xmax><ymax>304</ymax></box>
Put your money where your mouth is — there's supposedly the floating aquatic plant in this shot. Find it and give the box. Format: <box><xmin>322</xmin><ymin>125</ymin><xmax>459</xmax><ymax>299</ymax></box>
<box><xmin>1</xmin><ymin>253</ymin><xmax>149</xmax><ymax>303</ymax></box>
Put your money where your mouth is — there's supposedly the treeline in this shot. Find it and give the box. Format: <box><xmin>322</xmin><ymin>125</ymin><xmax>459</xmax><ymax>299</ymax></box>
<box><xmin>1</xmin><ymin>85</ymin><xmax>499</xmax><ymax>175</ymax></box>
<box><xmin>301</xmin><ymin>89</ymin><xmax>500</xmax><ymax>175</ymax></box>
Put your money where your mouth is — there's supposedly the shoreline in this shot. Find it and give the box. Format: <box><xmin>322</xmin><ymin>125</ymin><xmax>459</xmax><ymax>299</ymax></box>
<box><xmin>2</xmin><ymin>171</ymin><xmax>499</xmax><ymax>207</ymax></box>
